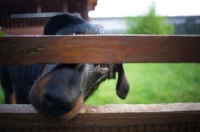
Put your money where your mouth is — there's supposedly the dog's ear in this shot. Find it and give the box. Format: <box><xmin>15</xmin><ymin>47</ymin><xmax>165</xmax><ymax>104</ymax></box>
<box><xmin>111</xmin><ymin>64</ymin><xmax>129</xmax><ymax>99</ymax></box>
<box><xmin>44</xmin><ymin>13</ymin><xmax>84</xmax><ymax>35</ymax></box>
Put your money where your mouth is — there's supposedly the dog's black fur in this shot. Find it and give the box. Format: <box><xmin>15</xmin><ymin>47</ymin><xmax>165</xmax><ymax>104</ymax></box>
<box><xmin>0</xmin><ymin>65</ymin><xmax>45</xmax><ymax>104</ymax></box>
<box><xmin>0</xmin><ymin>13</ymin><xmax>129</xmax><ymax>119</ymax></box>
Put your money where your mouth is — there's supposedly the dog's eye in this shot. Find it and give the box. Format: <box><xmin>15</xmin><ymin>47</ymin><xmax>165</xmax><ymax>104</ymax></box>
<box><xmin>100</xmin><ymin>64</ymin><xmax>108</xmax><ymax>68</ymax></box>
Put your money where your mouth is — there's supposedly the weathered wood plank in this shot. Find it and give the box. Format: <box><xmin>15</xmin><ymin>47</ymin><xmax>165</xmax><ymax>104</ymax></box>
<box><xmin>2</xmin><ymin>27</ymin><xmax>44</xmax><ymax>35</ymax></box>
<box><xmin>0</xmin><ymin>103</ymin><xmax>200</xmax><ymax>130</ymax></box>
<box><xmin>1</xmin><ymin>103</ymin><xmax>200</xmax><ymax>114</ymax></box>
<box><xmin>0</xmin><ymin>35</ymin><xmax>199</xmax><ymax>65</ymax></box>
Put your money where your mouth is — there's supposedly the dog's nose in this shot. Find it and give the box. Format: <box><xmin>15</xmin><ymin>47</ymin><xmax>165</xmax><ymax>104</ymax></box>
<box><xmin>30</xmin><ymin>64</ymin><xmax>84</xmax><ymax>117</ymax></box>
<box><xmin>42</xmin><ymin>85</ymin><xmax>77</xmax><ymax>115</ymax></box>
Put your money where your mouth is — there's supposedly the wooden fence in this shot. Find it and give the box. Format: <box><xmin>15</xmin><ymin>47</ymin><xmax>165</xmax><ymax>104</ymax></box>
<box><xmin>0</xmin><ymin>35</ymin><xmax>200</xmax><ymax>132</ymax></box>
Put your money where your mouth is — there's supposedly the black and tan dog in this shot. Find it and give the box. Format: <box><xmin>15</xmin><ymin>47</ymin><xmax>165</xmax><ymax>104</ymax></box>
<box><xmin>0</xmin><ymin>13</ymin><xmax>129</xmax><ymax>120</ymax></box>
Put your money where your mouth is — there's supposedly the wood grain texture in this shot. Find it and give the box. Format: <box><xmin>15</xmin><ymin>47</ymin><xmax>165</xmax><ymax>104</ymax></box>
<box><xmin>1</xmin><ymin>103</ymin><xmax>200</xmax><ymax>114</ymax></box>
<box><xmin>2</xmin><ymin>27</ymin><xmax>44</xmax><ymax>35</ymax></box>
<box><xmin>0</xmin><ymin>103</ymin><xmax>200</xmax><ymax>129</ymax></box>
<box><xmin>0</xmin><ymin>35</ymin><xmax>200</xmax><ymax>65</ymax></box>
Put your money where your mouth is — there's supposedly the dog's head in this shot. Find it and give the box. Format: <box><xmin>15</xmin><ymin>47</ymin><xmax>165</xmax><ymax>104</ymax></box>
<box><xmin>29</xmin><ymin>13</ymin><xmax>129</xmax><ymax>120</ymax></box>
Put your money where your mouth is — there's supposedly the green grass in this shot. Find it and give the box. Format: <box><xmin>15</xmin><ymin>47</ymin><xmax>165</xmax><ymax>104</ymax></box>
<box><xmin>85</xmin><ymin>63</ymin><xmax>200</xmax><ymax>106</ymax></box>
<box><xmin>0</xmin><ymin>28</ymin><xmax>6</xmax><ymax>103</ymax></box>
<box><xmin>0</xmin><ymin>64</ymin><xmax>200</xmax><ymax>105</ymax></box>
<box><xmin>0</xmin><ymin>84</ymin><xmax>4</xmax><ymax>104</ymax></box>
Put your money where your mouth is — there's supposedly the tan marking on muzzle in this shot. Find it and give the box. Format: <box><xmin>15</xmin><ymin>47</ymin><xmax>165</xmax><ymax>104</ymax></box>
<box><xmin>61</xmin><ymin>95</ymin><xmax>84</xmax><ymax>120</ymax></box>
<box><xmin>9</xmin><ymin>93</ymin><xmax>16</xmax><ymax>104</ymax></box>
<box><xmin>29</xmin><ymin>74</ymin><xmax>52</xmax><ymax>109</ymax></box>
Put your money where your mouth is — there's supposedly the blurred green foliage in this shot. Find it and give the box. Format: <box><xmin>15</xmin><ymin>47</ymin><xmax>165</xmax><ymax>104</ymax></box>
<box><xmin>0</xmin><ymin>26</ymin><xmax>6</xmax><ymax>103</ymax></box>
<box><xmin>86</xmin><ymin>64</ymin><xmax>200</xmax><ymax>106</ymax></box>
<box><xmin>86</xmin><ymin>4</ymin><xmax>199</xmax><ymax>106</ymax></box>
<box><xmin>0</xmin><ymin>86</ymin><xmax>4</xmax><ymax>103</ymax></box>
<box><xmin>125</xmin><ymin>3</ymin><xmax>174</xmax><ymax>34</ymax></box>
<box><xmin>0</xmin><ymin>26</ymin><xmax>6</xmax><ymax>36</ymax></box>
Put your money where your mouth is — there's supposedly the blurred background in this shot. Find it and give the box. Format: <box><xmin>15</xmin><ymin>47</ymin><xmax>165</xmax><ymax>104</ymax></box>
<box><xmin>89</xmin><ymin>0</ymin><xmax>200</xmax><ymax>34</ymax></box>
<box><xmin>0</xmin><ymin>0</ymin><xmax>200</xmax><ymax>105</ymax></box>
<box><xmin>88</xmin><ymin>0</ymin><xmax>200</xmax><ymax>105</ymax></box>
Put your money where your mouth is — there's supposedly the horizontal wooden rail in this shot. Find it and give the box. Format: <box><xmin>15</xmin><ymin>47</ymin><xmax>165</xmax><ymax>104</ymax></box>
<box><xmin>0</xmin><ymin>35</ymin><xmax>200</xmax><ymax>65</ymax></box>
<box><xmin>0</xmin><ymin>103</ymin><xmax>200</xmax><ymax>130</ymax></box>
